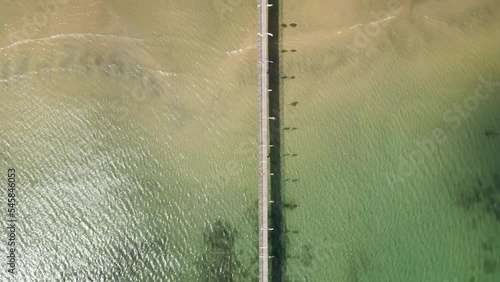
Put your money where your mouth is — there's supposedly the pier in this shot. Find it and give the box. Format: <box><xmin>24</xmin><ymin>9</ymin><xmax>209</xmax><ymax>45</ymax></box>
<box><xmin>257</xmin><ymin>0</ymin><xmax>270</xmax><ymax>281</ymax></box>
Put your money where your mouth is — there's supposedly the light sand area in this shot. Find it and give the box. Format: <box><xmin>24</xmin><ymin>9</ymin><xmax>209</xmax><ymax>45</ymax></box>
<box><xmin>0</xmin><ymin>0</ymin><xmax>260</xmax><ymax>194</ymax></box>
<box><xmin>281</xmin><ymin>0</ymin><xmax>500</xmax><ymax>59</ymax></box>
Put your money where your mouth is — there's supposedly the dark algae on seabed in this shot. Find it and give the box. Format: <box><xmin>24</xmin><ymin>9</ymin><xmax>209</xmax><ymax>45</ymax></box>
<box><xmin>197</xmin><ymin>219</ymin><xmax>258</xmax><ymax>282</ymax></box>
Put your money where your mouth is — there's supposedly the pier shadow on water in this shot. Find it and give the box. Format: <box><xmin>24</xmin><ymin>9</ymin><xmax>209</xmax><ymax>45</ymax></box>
<box><xmin>268</xmin><ymin>0</ymin><xmax>286</xmax><ymax>280</ymax></box>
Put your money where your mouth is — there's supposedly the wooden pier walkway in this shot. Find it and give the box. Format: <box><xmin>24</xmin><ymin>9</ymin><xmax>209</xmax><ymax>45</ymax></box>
<box><xmin>257</xmin><ymin>0</ymin><xmax>270</xmax><ymax>281</ymax></box>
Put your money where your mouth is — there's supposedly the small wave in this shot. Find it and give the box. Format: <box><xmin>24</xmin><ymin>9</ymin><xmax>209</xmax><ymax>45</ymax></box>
<box><xmin>226</xmin><ymin>49</ymin><xmax>244</xmax><ymax>56</ymax></box>
<box><xmin>1</xmin><ymin>64</ymin><xmax>177</xmax><ymax>84</ymax></box>
<box><xmin>0</xmin><ymin>67</ymin><xmax>81</xmax><ymax>83</ymax></box>
<box><xmin>0</xmin><ymin>33</ymin><xmax>144</xmax><ymax>52</ymax></box>
<box><xmin>347</xmin><ymin>15</ymin><xmax>397</xmax><ymax>30</ymax></box>
<box><xmin>156</xmin><ymin>70</ymin><xmax>177</xmax><ymax>77</ymax></box>
<box><xmin>349</xmin><ymin>23</ymin><xmax>364</xmax><ymax>30</ymax></box>
<box><xmin>369</xmin><ymin>15</ymin><xmax>396</xmax><ymax>26</ymax></box>
<box><xmin>225</xmin><ymin>44</ymin><xmax>257</xmax><ymax>56</ymax></box>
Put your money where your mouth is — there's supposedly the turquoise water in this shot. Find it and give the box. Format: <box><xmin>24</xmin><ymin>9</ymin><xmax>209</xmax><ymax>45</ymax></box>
<box><xmin>279</xmin><ymin>0</ymin><xmax>500</xmax><ymax>281</ymax></box>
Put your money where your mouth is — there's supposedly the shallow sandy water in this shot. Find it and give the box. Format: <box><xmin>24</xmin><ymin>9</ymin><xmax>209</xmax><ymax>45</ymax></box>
<box><xmin>1</xmin><ymin>0</ymin><xmax>259</xmax><ymax>280</ymax></box>
<box><xmin>1</xmin><ymin>0</ymin><xmax>499</xmax><ymax>281</ymax></box>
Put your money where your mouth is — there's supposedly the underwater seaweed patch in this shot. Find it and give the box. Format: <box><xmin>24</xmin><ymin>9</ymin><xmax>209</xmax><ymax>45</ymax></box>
<box><xmin>458</xmin><ymin>173</ymin><xmax>500</xmax><ymax>222</ymax></box>
<box><xmin>198</xmin><ymin>220</ymin><xmax>243</xmax><ymax>282</ymax></box>
<box><xmin>483</xmin><ymin>258</ymin><xmax>498</xmax><ymax>274</ymax></box>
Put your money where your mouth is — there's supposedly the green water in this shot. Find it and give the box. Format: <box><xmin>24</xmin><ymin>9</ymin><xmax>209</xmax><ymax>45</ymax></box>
<box><xmin>279</xmin><ymin>0</ymin><xmax>500</xmax><ymax>281</ymax></box>
<box><xmin>0</xmin><ymin>0</ymin><xmax>499</xmax><ymax>281</ymax></box>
